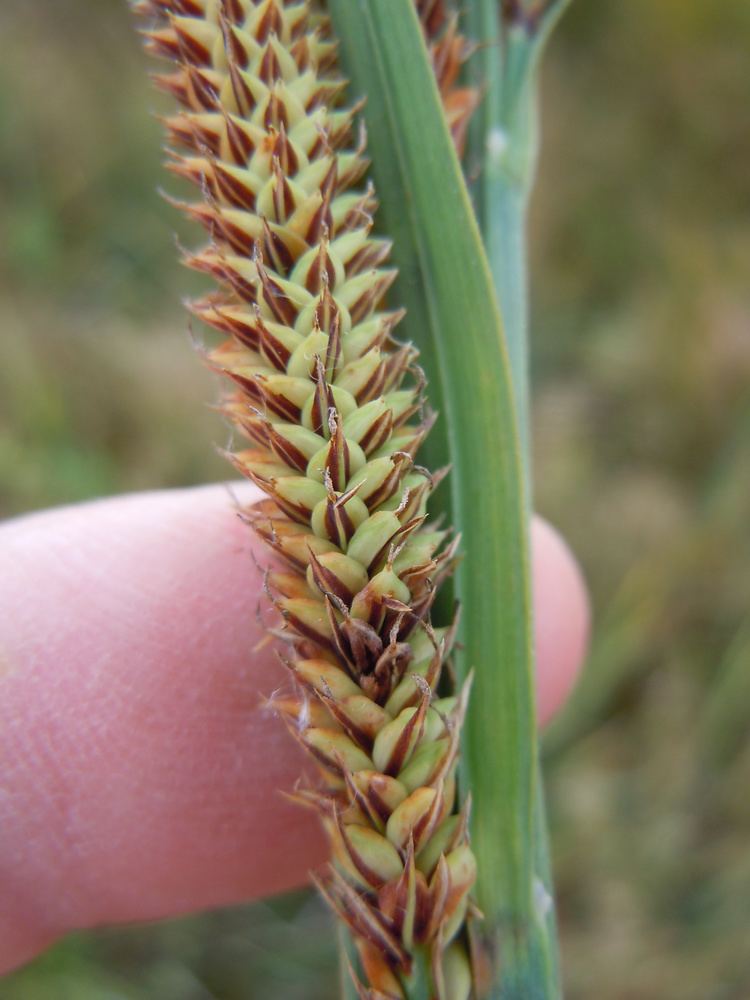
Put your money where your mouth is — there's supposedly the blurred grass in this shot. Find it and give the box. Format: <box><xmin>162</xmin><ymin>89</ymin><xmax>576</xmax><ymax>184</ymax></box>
<box><xmin>1</xmin><ymin>0</ymin><xmax>749</xmax><ymax>997</ymax></box>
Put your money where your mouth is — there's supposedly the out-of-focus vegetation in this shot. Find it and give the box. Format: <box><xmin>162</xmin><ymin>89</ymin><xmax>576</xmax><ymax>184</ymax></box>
<box><xmin>2</xmin><ymin>0</ymin><xmax>749</xmax><ymax>997</ymax></box>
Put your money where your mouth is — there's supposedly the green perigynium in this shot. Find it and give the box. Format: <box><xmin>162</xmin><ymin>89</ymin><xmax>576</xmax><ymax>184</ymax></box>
<box><xmin>134</xmin><ymin>1</ymin><xmax>477</xmax><ymax>996</ymax></box>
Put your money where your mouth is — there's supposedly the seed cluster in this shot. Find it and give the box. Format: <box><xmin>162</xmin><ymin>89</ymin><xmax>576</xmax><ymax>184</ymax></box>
<box><xmin>134</xmin><ymin>2</ymin><xmax>476</xmax><ymax>995</ymax></box>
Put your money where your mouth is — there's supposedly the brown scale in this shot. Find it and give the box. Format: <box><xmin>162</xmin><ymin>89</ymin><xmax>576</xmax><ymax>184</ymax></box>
<box><xmin>416</xmin><ymin>0</ymin><xmax>480</xmax><ymax>156</ymax></box>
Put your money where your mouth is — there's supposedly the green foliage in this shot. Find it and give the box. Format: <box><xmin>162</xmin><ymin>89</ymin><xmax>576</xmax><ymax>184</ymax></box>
<box><xmin>2</xmin><ymin>893</ymin><xmax>337</xmax><ymax>1000</ymax></box>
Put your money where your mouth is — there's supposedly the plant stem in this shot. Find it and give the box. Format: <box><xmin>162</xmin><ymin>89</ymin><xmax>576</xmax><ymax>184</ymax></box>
<box><xmin>465</xmin><ymin>3</ymin><xmax>572</xmax><ymax>997</ymax></box>
<box><xmin>466</xmin><ymin>3</ymin><xmax>569</xmax><ymax>452</ymax></box>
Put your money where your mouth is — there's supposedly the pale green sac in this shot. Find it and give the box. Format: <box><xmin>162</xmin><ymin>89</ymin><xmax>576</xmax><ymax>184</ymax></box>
<box><xmin>135</xmin><ymin>1</ymin><xmax>476</xmax><ymax>995</ymax></box>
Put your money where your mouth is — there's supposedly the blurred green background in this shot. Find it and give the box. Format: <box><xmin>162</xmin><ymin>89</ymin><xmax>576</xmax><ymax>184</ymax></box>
<box><xmin>2</xmin><ymin>0</ymin><xmax>749</xmax><ymax>997</ymax></box>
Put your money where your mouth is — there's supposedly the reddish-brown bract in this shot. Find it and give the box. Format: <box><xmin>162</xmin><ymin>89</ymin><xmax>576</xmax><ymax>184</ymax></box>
<box><xmin>416</xmin><ymin>0</ymin><xmax>480</xmax><ymax>156</ymax></box>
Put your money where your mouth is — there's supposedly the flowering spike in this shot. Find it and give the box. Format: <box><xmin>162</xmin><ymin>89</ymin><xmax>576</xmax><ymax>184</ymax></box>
<box><xmin>133</xmin><ymin>1</ymin><xmax>477</xmax><ymax>995</ymax></box>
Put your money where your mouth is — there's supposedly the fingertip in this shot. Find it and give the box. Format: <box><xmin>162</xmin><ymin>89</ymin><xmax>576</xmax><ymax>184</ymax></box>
<box><xmin>531</xmin><ymin>516</ymin><xmax>590</xmax><ymax>727</ymax></box>
<box><xmin>0</xmin><ymin>484</ymin><xmax>326</xmax><ymax>972</ymax></box>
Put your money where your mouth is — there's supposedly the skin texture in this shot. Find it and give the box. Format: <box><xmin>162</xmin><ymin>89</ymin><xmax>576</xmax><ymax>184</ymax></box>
<box><xmin>0</xmin><ymin>484</ymin><xmax>589</xmax><ymax>974</ymax></box>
